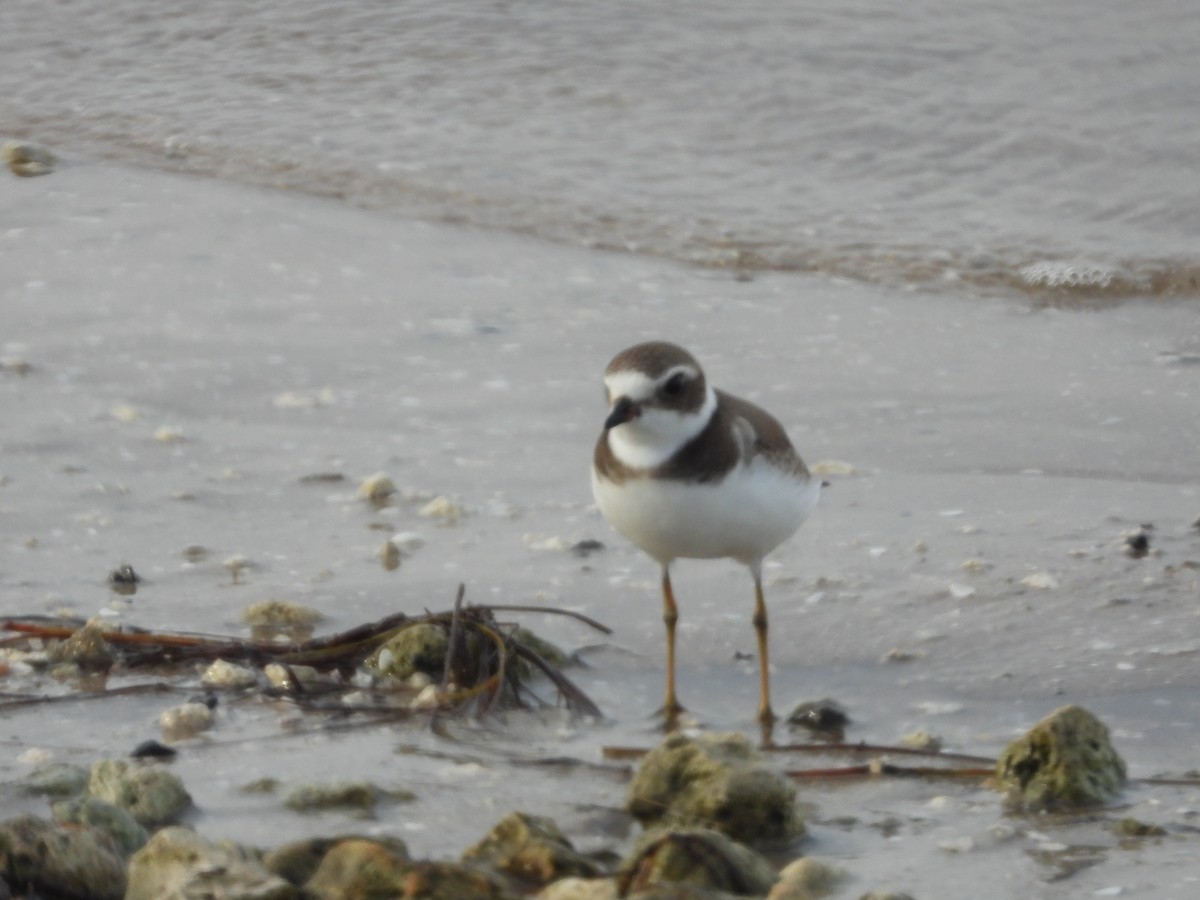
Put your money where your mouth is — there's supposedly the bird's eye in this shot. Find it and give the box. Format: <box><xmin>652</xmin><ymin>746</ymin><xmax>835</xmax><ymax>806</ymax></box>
<box><xmin>660</xmin><ymin>373</ymin><xmax>686</xmax><ymax>399</ymax></box>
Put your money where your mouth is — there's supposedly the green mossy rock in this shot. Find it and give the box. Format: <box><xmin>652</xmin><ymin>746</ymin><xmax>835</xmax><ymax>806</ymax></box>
<box><xmin>402</xmin><ymin>860</ymin><xmax>521</xmax><ymax>899</ymax></box>
<box><xmin>303</xmin><ymin>839</ymin><xmax>412</xmax><ymax>899</ymax></box>
<box><xmin>994</xmin><ymin>705</ymin><xmax>1127</xmax><ymax>809</ymax></box>
<box><xmin>365</xmin><ymin>623</ymin><xmax>448</xmax><ymax>680</ymax></box>
<box><xmin>0</xmin><ymin>814</ymin><xmax>127</xmax><ymax>900</ymax></box>
<box><xmin>51</xmin><ymin>795</ymin><xmax>150</xmax><ymax>856</ymax></box>
<box><xmin>125</xmin><ymin>827</ymin><xmax>295</xmax><ymax>900</ymax></box>
<box><xmin>618</xmin><ymin>827</ymin><xmax>778</xmax><ymax>897</ymax></box>
<box><xmin>264</xmin><ymin>835</ymin><xmax>410</xmax><ymax>886</ymax></box>
<box><xmin>627</xmin><ymin>733</ymin><xmax>802</xmax><ymax>845</ymax></box>
<box><xmin>462</xmin><ymin>811</ymin><xmax>599</xmax><ymax>885</ymax></box>
<box><xmin>88</xmin><ymin>759</ymin><xmax>193</xmax><ymax>827</ymax></box>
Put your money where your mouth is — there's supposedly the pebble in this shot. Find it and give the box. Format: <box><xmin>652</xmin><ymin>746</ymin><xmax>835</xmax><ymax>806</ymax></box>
<box><xmin>200</xmin><ymin>659</ymin><xmax>259</xmax><ymax>689</ymax></box>
<box><xmin>159</xmin><ymin>702</ymin><xmax>215</xmax><ymax>740</ymax></box>
<box><xmin>357</xmin><ymin>472</ymin><xmax>397</xmax><ymax>504</ymax></box>
<box><xmin>3</xmin><ymin>140</ymin><xmax>56</xmax><ymax>176</ymax></box>
<box><xmin>153</xmin><ymin>426</ymin><xmax>186</xmax><ymax>443</ymax></box>
<box><xmin>810</xmin><ymin>459</ymin><xmax>856</xmax><ymax>476</ymax></box>
<box><xmin>419</xmin><ymin>495</ymin><xmax>466</xmax><ymax>523</ymax></box>
<box><xmin>948</xmin><ymin>582</ymin><xmax>976</xmax><ymax>600</ymax></box>
<box><xmin>1021</xmin><ymin>571</ymin><xmax>1060</xmax><ymax>589</ymax></box>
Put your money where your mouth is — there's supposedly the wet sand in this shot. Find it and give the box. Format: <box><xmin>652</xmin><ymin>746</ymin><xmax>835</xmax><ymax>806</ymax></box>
<box><xmin>3</xmin><ymin>162</ymin><xmax>1200</xmax><ymax>898</ymax></box>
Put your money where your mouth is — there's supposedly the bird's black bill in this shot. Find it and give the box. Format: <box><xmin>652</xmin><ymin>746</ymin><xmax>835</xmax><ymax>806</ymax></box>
<box><xmin>604</xmin><ymin>396</ymin><xmax>639</xmax><ymax>430</ymax></box>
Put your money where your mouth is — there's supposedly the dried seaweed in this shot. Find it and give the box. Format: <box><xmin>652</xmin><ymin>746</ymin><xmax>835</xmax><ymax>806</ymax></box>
<box><xmin>0</xmin><ymin>584</ymin><xmax>606</xmax><ymax>721</ymax></box>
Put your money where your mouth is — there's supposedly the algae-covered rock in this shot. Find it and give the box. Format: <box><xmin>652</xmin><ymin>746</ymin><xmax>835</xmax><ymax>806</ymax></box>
<box><xmin>50</xmin><ymin>619</ymin><xmax>115</xmax><ymax>673</ymax></box>
<box><xmin>265</xmin><ymin>835</ymin><xmax>411</xmax><ymax>887</ymax></box>
<box><xmin>2</xmin><ymin>141</ymin><xmax>56</xmax><ymax>177</ymax></box>
<box><xmin>51</xmin><ymin>795</ymin><xmax>150</xmax><ymax>856</ymax></box>
<box><xmin>125</xmin><ymin>827</ymin><xmax>296</xmax><ymax>900</ymax></box>
<box><xmin>302</xmin><ymin>838</ymin><xmax>412</xmax><ymax>899</ymax></box>
<box><xmin>23</xmin><ymin>762</ymin><xmax>89</xmax><ymax>798</ymax></box>
<box><xmin>284</xmin><ymin>781</ymin><xmax>380</xmax><ymax>813</ymax></box>
<box><xmin>242</xmin><ymin>599</ymin><xmax>325</xmax><ymax>635</ymax></box>
<box><xmin>462</xmin><ymin>811</ymin><xmax>599</xmax><ymax>885</ymax></box>
<box><xmin>994</xmin><ymin>705</ymin><xmax>1126</xmax><ymax>809</ymax></box>
<box><xmin>401</xmin><ymin>860</ymin><xmax>521</xmax><ymax>899</ymax></box>
<box><xmin>534</xmin><ymin>877</ymin><xmax>619</xmax><ymax>899</ymax></box>
<box><xmin>0</xmin><ymin>814</ymin><xmax>126</xmax><ymax>899</ymax></box>
<box><xmin>627</xmin><ymin>732</ymin><xmax>802</xmax><ymax>844</ymax></box>
<box><xmin>617</xmin><ymin>827</ymin><xmax>778</xmax><ymax>897</ymax></box>
<box><xmin>365</xmin><ymin>623</ymin><xmax>448</xmax><ymax>680</ymax></box>
<box><xmin>88</xmin><ymin>759</ymin><xmax>193</xmax><ymax>827</ymax></box>
<box><xmin>767</xmin><ymin>857</ymin><xmax>849</xmax><ymax>899</ymax></box>
<box><xmin>1111</xmin><ymin>816</ymin><xmax>1167</xmax><ymax>838</ymax></box>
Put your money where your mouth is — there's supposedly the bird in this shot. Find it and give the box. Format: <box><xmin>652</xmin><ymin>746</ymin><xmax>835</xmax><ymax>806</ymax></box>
<box><xmin>591</xmin><ymin>340</ymin><xmax>820</xmax><ymax>733</ymax></box>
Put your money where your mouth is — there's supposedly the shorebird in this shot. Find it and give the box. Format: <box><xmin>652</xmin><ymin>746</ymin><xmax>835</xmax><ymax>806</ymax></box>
<box><xmin>592</xmin><ymin>341</ymin><xmax>820</xmax><ymax>732</ymax></box>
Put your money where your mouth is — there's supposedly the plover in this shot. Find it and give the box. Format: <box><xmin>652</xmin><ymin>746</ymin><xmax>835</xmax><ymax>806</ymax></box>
<box><xmin>592</xmin><ymin>341</ymin><xmax>820</xmax><ymax>730</ymax></box>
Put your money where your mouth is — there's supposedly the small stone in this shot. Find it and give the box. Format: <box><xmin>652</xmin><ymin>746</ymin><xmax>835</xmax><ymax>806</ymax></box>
<box><xmin>110</xmin><ymin>405</ymin><xmax>141</xmax><ymax>423</ymax></box>
<box><xmin>365</xmin><ymin>623</ymin><xmax>448</xmax><ymax>681</ymax></box>
<box><xmin>285</xmin><ymin>781</ymin><xmax>379</xmax><ymax>813</ymax></box>
<box><xmin>1123</xmin><ymin>526</ymin><xmax>1152</xmax><ymax>559</ymax></box>
<box><xmin>301</xmin><ymin>838</ymin><xmax>411</xmax><ymax>899</ymax></box>
<box><xmin>88</xmin><ymin>760</ymin><xmax>192</xmax><ymax>827</ymax></box>
<box><xmin>389</xmin><ymin>531</ymin><xmax>426</xmax><ymax>553</ymax></box>
<box><xmin>570</xmin><ymin>539</ymin><xmax>605</xmax><ymax>558</ymax></box>
<box><xmin>264</xmin><ymin>663</ymin><xmax>319</xmax><ymax>691</ymax></box>
<box><xmin>1111</xmin><ymin>817</ymin><xmax>1166</xmax><ymax>838</ymax></box>
<box><xmin>810</xmin><ymin>459</ymin><xmax>856</xmax><ymax>476</ymax></box>
<box><xmin>948</xmin><ymin>582</ymin><xmax>976</xmax><ymax>600</ymax></box>
<box><xmin>401</xmin><ymin>860</ymin><xmax>520</xmax><ymax>900</ymax></box>
<box><xmin>3</xmin><ymin>140</ymin><xmax>57</xmax><ymax>176</ymax></box>
<box><xmin>534</xmin><ymin>877</ymin><xmax>618</xmax><ymax>900</ymax></box>
<box><xmin>125</xmin><ymin>827</ymin><xmax>294</xmax><ymax>900</ymax></box>
<box><xmin>108</xmin><ymin>563</ymin><xmax>141</xmax><ymax>596</ymax></box>
<box><xmin>241</xmin><ymin>598</ymin><xmax>324</xmax><ymax>629</ymax></box>
<box><xmin>265</xmin><ymin>835</ymin><xmax>409</xmax><ymax>889</ymax></box>
<box><xmin>787</xmin><ymin>698</ymin><xmax>850</xmax><ymax>737</ymax></box>
<box><xmin>153</xmin><ymin>426</ymin><xmax>185</xmax><ymax>443</ymax></box>
<box><xmin>461</xmin><ymin>811</ymin><xmax>599</xmax><ymax>885</ymax></box>
<box><xmin>130</xmin><ymin>741</ymin><xmax>177</xmax><ymax>760</ymax></box>
<box><xmin>618</xmin><ymin>827</ymin><xmax>778</xmax><ymax>897</ymax></box>
<box><xmin>881</xmin><ymin>648</ymin><xmax>920</xmax><ymax>663</ymax></box>
<box><xmin>961</xmin><ymin>558</ymin><xmax>991</xmax><ymax>574</ymax></box>
<box><xmin>627</xmin><ymin>732</ymin><xmax>803</xmax><ymax>844</ymax></box>
<box><xmin>899</xmin><ymin>730</ymin><xmax>942</xmax><ymax>752</ymax></box>
<box><xmin>358</xmin><ymin>472</ymin><xmax>397</xmax><ymax>504</ymax></box>
<box><xmin>420</xmin><ymin>495</ymin><xmax>466</xmax><ymax>523</ymax></box>
<box><xmin>182</xmin><ymin>545</ymin><xmax>208</xmax><ymax>562</ymax></box>
<box><xmin>224</xmin><ymin>554</ymin><xmax>253</xmax><ymax>583</ymax></box>
<box><xmin>22</xmin><ymin>763</ymin><xmax>90</xmax><ymax>798</ymax></box>
<box><xmin>201</xmin><ymin>658</ymin><xmax>259</xmax><ymax>689</ymax></box>
<box><xmin>159</xmin><ymin>702</ymin><xmax>215</xmax><ymax>741</ymax></box>
<box><xmin>768</xmin><ymin>858</ymin><xmax>849</xmax><ymax>899</ymax></box>
<box><xmin>1020</xmin><ymin>571</ymin><xmax>1059</xmax><ymax>590</ymax></box>
<box><xmin>379</xmin><ymin>540</ymin><xmax>402</xmax><ymax>570</ymax></box>
<box><xmin>1</xmin><ymin>356</ymin><xmax>33</xmax><ymax>375</ymax></box>
<box><xmin>51</xmin><ymin>795</ymin><xmax>150</xmax><ymax>855</ymax></box>
<box><xmin>50</xmin><ymin>619</ymin><xmax>115</xmax><ymax>673</ymax></box>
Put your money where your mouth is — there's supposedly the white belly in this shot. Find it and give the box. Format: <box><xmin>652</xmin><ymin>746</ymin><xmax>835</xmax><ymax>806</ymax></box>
<box><xmin>592</xmin><ymin>462</ymin><xmax>819</xmax><ymax>567</ymax></box>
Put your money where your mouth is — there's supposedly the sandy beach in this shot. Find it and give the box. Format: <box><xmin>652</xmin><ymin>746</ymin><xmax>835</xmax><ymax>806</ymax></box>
<box><xmin>3</xmin><ymin>160</ymin><xmax>1199</xmax><ymax>896</ymax></box>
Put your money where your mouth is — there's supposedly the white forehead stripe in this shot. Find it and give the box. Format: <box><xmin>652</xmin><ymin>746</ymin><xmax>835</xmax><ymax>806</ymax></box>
<box><xmin>605</xmin><ymin>364</ymin><xmax>700</xmax><ymax>402</ymax></box>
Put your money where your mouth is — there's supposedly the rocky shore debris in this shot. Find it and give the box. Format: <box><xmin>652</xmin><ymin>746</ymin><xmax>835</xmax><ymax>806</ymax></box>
<box><xmin>994</xmin><ymin>704</ymin><xmax>1127</xmax><ymax>809</ymax></box>
<box><xmin>462</xmin><ymin>811</ymin><xmax>601</xmax><ymax>886</ymax></box>
<box><xmin>786</xmin><ymin>698</ymin><xmax>850</xmax><ymax>740</ymax></box>
<box><xmin>626</xmin><ymin>733</ymin><xmax>804</xmax><ymax>845</ymax></box>
<box><xmin>2</xmin><ymin>140</ymin><xmax>56</xmax><ymax>177</ymax></box>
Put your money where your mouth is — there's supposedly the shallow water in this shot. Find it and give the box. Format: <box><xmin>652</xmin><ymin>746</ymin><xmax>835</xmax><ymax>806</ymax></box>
<box><xmin>3</xmin><ymin>163</ymin><xmax>1200</xmax><ymax>897</ymax></box>
<box><xmin>3</xmin><ymin>0</ymin><xmax>1199</xmax><ymax>300</ymax></box>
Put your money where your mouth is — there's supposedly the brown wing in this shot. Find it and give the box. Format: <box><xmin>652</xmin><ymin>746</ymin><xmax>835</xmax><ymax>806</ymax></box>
<box><xmin>716</xmin><ymin>390</ymin><xmax>811</xmax><ymax>478</ymax></box>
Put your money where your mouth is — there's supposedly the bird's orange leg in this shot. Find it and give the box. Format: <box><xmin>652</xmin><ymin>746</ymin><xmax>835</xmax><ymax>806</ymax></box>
<box><xmin>658</xmin><ymin>568</ymin><xmax>685</xmax><ymax>728</ymax></box>
<box><xmin>753</xmin><ymin>576</ymin><xmax>777</xmax><ymax>744</ymax></box>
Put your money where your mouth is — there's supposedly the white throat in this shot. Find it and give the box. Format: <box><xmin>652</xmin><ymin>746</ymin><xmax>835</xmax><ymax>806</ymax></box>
<box><xmin>606</xmin><ymin>383</ymin><xmax>717</xmax><ymax>470</ymax></box>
